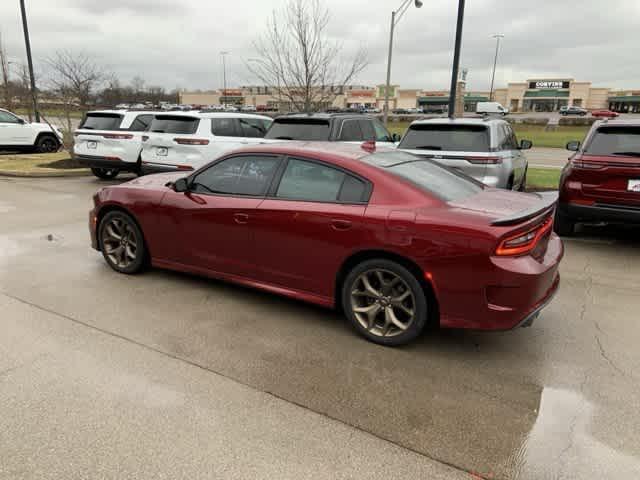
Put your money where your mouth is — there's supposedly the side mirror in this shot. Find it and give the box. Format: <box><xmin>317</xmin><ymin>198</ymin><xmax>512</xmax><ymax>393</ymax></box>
<box><xmin>17</xmin><ymin>118</ymin><xmax>26</xmax><ymax>124</ymax></box>
<box><xmin>519</xmin><ymin>139</ymin><xmax>532</xmax><ymax>150</ymax></box>
<box><xmin>566</xmin><ymin>141</ymin><xmax>580</xmax><ymax>152</ymax></box>
<box><xmin>392</xmin><ymin>133</ymin><xmax>401</xmax><ymax>142</ymax></box>
<box><xmin>172</xmin><ymin>177</ymin><xmax>189</xmax><ymax>192</ymax></box>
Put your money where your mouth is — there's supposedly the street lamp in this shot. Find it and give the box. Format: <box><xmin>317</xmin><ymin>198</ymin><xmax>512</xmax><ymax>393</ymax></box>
<box><xmin>220</xmin><ymin>51</ymin><xmax>229</xmax><ymax>107</ymax></box>
<box><xmin>383</xmin><ymin>0</ymin><xmax>423</xmax><ymax>125</ymax></box>
<box><xmin>19</xmin><ymin>0</ymin><xmax>39</xmax><ymax>122</ymax></box>
<box><xmin>489</xmin><ymin>34</ymin><xmax>504</xmax><ymax>101</ymax></box>
<box><xmin>447</xmin><ymin>0</ymin><xmax>465</xmax><ymax>119</ymax></box>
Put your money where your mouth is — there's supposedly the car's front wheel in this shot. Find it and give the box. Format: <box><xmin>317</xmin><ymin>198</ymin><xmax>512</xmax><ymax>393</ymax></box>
<box><xmin>91</xmin><ymin>167</ymin><xmax>120</xmax><ymax>179</ymax></box>
<box><xmin>35</xmin><ymin>135</ymin><xmax>59</xmax><ymax>153</ymax></box>
<box><xmin>98</xmin><ymin>211</ymin><xmax>147</xmax><ymax>274</ymax></box>
<box><xmin>342</xmin><ymin>259</ymin><xmax>428</xmax><ymax>346</ymax></box>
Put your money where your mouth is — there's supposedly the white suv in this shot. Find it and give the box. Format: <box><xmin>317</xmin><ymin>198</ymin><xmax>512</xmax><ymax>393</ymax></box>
<box><xmin>0</xmin><ymin>108</ymin><xmax>63</xmax><ymax>153</ymax></box>
<box><xmin>74</xmin><ymin>110</ymin><xmax>158</xmax><ymax>179</ymax></box>
<box><xmin>140</xmin><ymin>112</ymin><xmax>272</xmax><ymax>174</ymax></box>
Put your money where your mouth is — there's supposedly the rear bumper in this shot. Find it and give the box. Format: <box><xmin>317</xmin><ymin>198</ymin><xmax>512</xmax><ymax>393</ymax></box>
<box><xmin>75</xmin><ymin>154</ymin><xmax>138</xmax><ymax>172</ymax></box>
<box><xmin>559</xmin><ymin>202</ymin><xmax>640</xmax><ymax>224</ymax></box>
<box><xmin>140</xmin><ymin>161</ymin><xmax>194</xmax><ymax>175</ymax></box>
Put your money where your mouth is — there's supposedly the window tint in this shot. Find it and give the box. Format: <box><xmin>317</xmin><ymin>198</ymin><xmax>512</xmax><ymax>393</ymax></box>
<box><xmin>264</xmin><ymin>119</ymin><xmax>330</xmax><ymax>140</ymax></box>
<box><xmin>0</xmin><ymin>111</ymin><xmax>21</xmax><ymax>123</ymax></box>
<box><xmin>149</xmin><ymin>116</ymin><xmax>199</xmax><ymax>134</ymax></box>
<box><xmin>371</xmin><ymin>154</ymin><xmax>482</xmax><ymax>202</ymax></box>
<box><xmin>211</xmin><ymin>118</ymin><xmax>238</xmax><ymax>136</ymax></box>
<box><xmin>339</xmin><ymin>120</ymin><xmax>363</xmax><ymax>141</ymax></box>
<box><xmin>585</xmin><ymin>127</ymin><xmax>640</xmax><ymax>156</ymax></box>
<box><xmin>277</xmin><ymin>159</ymin><xmax>347</xmax><ymax>202</ymax></box>
<box><xmin>339</xmin><ymin>175</ymin><xmax>367</xmax><ymax>203</ymax></box>
<box><xmin>238</xmin><ymin>118</ymin><xmax>271</xmax><ymax>138</ymax></box>
<box><xmin>398</xmin><ymin>124</ymin><xmax>490</xmax><ymax>152</ymax></box>
<box><xmin>191</xmin><ymin>156</ymin><xmax>279</xmax><ymax>196</ymax></box>
<box><xmin>372</xmin><ymin>119</ymin><xmax>393</xmax><ymax>142</ymax></box>
<box><xmin>358</xmin><ymin>120</ymin><xmax>376</xmax><ymax>141</ymax></box>
<box><xmin>128</xmin><ymin>114</ymin><xmax>154</xmax><ymax>132</ymax></box>
<box><xmin>80</xmin><ymin>113</ymin><xmax>123</xmax><ymax>130</ymax></box>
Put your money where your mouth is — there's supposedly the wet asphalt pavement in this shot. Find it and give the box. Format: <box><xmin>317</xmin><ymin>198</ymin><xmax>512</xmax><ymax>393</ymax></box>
<box><xmin>1</xmin><ymin>175</ymin><xmax>639</xmax><ymax>479</ymax></box>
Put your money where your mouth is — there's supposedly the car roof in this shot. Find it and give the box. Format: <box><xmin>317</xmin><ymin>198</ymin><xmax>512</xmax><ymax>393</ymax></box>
<box><xmin>230</xmin><ymin>141</ymin><xmax>393</xmax><ymax>161</ymax></box>
<box><xmin>408</xmin><ymin>117</ymin><xmax>504</xmax><ymax>127</ymax></box>
<box><xmin>273</xmin><ymin>113</ymin><xmax>373</xmax><ymax>121</ymax></box>
<box><xmin>592</xmin><ymin>118</ymin><xmax>640</xmax><ymax>127</ymax></box>
<box><xmin>86</xmin><ymin>109</ymin><xmax>159</xmax><ymax>115</ymax></box>
<box><xmin>193</xmin><ymin>112</ymin><xmax>272</xmax><ymax>120</ymax></box>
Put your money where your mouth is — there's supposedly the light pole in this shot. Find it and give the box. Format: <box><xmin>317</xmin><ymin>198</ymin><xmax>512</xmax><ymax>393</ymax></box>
<box><xmin>383</xmin><ymin>0</ymin><xmax>423</xmax><ymax>126</ymax></box>
<box><xmin>220</xmin><ymin>51</ymin><xmax>229</xmax><ymax>107</ymax></box>
<box><xmin>489</xmin><ymin>34</ymin><xmax>504</xmax><ymax>101</ymax></box>
<box><xmin>447</xmin><ymin>0</ymin><xmax>465</xmax><ymax>119</ymax></box>
<box><xmin>19</xmin><ymin>0</ymin><xmax>39</xmax><ymax>121</ymax></box>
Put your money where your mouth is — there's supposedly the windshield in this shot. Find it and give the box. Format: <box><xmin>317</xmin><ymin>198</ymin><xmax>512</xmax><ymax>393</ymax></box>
<box><xmin>365</xmin><ymin>151</ymin><xmax>483</xmax><ymax>202</ymax></box>
<box><xmin>264</xmin><ymin>119</ymin><xmax>330</xmax><ymax>140</ymax></box>
<box><xmin>149</xmin><ymin>116</ymin><xmax>199</xmax><ymax>134</ymax></box>
<box><xmin>79</xmin><ymin>113</ymin><xmax>123</xmax><ymax>131</ymax></box>
<box><xmin>399</xmin><ymin>124</ymin><xmax>490</xmax><ymax>152</ymax></box>
<box><xmin>584</xmin><ymin>126</ymin><xmax>640</xmax><ymax>156</ymax></box>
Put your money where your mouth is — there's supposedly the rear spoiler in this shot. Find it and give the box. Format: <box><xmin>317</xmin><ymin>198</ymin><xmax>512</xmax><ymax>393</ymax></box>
<box><xmin>491</xmin><ymin>191</ymin><xmax>558</xmax><ymax>226</ymax></box>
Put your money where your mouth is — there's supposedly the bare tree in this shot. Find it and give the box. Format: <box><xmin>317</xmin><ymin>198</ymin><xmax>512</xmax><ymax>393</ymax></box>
<box><xmin>248</xmin><ymin>0</ymin><xmax>368</xmax><ymax>113</ymax></box>
<box><xmin>0</xmin><ymin>30</ymin><xmax>12</xmax><ymax>109</ymax></box>
<box><xmin>46</xmin><ymin>50</ymin><xmax>104</xmax><ymax>134</ymax></box>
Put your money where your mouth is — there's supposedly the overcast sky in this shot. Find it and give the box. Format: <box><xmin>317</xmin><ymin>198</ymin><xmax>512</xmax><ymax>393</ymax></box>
<box><xmin>1</xmin><ymin>0</ymin><xmax>639</xmax><ymax>92</ymax></box>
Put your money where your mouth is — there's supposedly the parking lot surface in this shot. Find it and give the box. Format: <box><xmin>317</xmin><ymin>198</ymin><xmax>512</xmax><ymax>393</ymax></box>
<box><xmin>1</xmin><ymin>175</ymin><xmax>639</xmax><ymax>479</ymax></box>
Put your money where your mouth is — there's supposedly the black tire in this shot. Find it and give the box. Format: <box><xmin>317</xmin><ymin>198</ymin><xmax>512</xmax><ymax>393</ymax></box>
<box><xmin>506</xmin><ymin>175</ymin><xmax>515</xmax><ymax>190</ymax></box>
<box><xmin>554</xmin><ymin>210</ymin><xmax>575</xmax><ymax>236</ymax></box>
<box><xmin>35</xmin><ymin>135</ymin><xmax>59</xmax><ymax>153</ymax></box>
<box><xmin>341</xmin><ymin>259</ymin><xmax>428</xmax><ymax>346</ymax></box>
<box><xmin>91</xmin><ymin>167</ymin><xmax>120</xmax><ymax>180</ymax></box>
<box><xmin>517</xmin><ymin>169</ymin><xmax>528</xmax><ymax>192</ymax></box>
<box><xmin>98</xmin><ymin>211</ymin><xmax>147</xmax><ymax>274</ymax></box>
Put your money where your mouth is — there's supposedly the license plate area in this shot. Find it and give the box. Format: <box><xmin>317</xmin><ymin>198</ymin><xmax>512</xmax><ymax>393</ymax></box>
<box><xmin>628</xmin><ymin>180</ymin><xmax>640</xmax><ymax>192</ymax></box>
<box><xmin>156</xmin><ymin>147</ymin><xmax>168</xmax><ymax>156</ymax></box>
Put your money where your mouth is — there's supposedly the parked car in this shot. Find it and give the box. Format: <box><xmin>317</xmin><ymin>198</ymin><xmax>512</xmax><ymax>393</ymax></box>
<box><xmin>263</xmin><ymin>113</ymin><xmax>398</xmax><ymax>146</ymax></box>
<box><xmin>396</xmin><ymin>118</ymin><xmax>532</xmax><ymax>190</ymax></box>
<box><xmin>90</xmin><ymin>143</ymin><xmax>563</xmax><ymax>346</ymax></box>
<box><xmin>364</xmin><ymin>107</ymin><xmax>381</xmax><ymax>114</ymax></box>
<box><xmin>0</xmin><ymin>108</ymin><xmax>63</xmax><ymax>153</ymax></box>
<box><xmin>74</xmin><ymin>110</ymin><xmax>158</xmax><ymax>179</ymax></box>
<box><xmin>140</xmin><ymin>111</ymin><xmax>272</xmax><ymax>174</ymax></box>
<box><xmin>476</xmin><ymin>102</ymin><xmax>509</xmax><ymax>116</ymax></box>
<box><xmin>591</xmin><ymin>109</ymin><xmax>619</xmax><ymax>119</ymax></box>
<box><xmin>392</xmin><ymin>108</ymin><xmax>410</xmax><ymax>114</ymax></box>
<box><xmin>555</xmin><ymin>119</ymin><xmax>640</xmax><ymax>235</ymax></box>
<box><xmin>559</xmin><ymin>106</ymin><xmax>588</xmax><ymax>116</ymax></box>
<box><xmin>241</xmin><ymin>105</ymin><xmax>257</xmax><ymax>112</ymax></box>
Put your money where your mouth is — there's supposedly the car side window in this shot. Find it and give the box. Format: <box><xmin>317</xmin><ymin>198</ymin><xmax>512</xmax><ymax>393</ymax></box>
<box><xmin>211</xmin><ymin>118</ymin><xmax>238</xmax><ymax>137</ymax></box>
<box><xmin>504</xmin><ymin>125</ymin><xmax>519</xmax><ymax>149</ymax></box>
<box><xmin>238</xmin><ymin>118</ymin><xmax>270</xmax><ymax>138</ymax></box>
<box><xmin>372</xmin><ymin>119</ymin><xmax>393</xmax><ymax>142</ymax></box>
<box><xmin>358</xmin><ymin>120</ymin><xmax>376</xmax><ymax>141</ymax></box>
<box><xmin>276</xmin><ymin>158</ymin><xmax>367</xmax><ymax>203</ymax></box>
<box><xmin>190</xmin><ymin>155</ymin><xmax>279</xmax><ymax>196</ymax></box>
<box><xmin>128</xmin><ymin>114</ymin><xmax>154</xmax><ymax>132</ymax></box>
<box><xmin>338</xmin><ymin>120</ymin><xmax>363</xmax><ymax>141</ymax></box>
<box><xmin>0</xmin><ymin>111</ymin><xmax>21</xmax><ymax>123</ymax></box>
<box><xmin>495</xmin><ymin>125</ymin><xmax>507</xmax><ymax>150</ymax></box>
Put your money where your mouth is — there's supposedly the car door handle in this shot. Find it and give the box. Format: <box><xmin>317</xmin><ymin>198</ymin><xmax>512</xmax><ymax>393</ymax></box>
<box><xmin>330</xmin><ymin>219</ymin><xmax>352</xmax><ymax>231</ymax></box>
<box><xmin>234</xmin><ymin>213</ymin><xmax>249</xmax><ymax>224</ymax></box>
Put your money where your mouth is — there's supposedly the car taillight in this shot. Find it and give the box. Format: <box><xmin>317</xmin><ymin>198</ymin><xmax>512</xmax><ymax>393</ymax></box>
<box><xmin>570</xmin><ymin>158</ymin><xmax>604</xmax><ymax>169</ymax></box>
<box><xmin>174</xmin><ymin>138</ymin><xmax>210</xmax><ymax>145</ymax></box>
<box><xmin>466</xmin><ymin>156</ymin><xmax>502</xmax><ymax>164</ymax></box>
<box><xmin>102</xmin><ymin>133</ymin><xmax>134</xmax><ymax>140</ymax></box>
<box><xmin>495</xmin><ymin>216</ymin><xmax>553</xmax><ymax>256</ymax></box>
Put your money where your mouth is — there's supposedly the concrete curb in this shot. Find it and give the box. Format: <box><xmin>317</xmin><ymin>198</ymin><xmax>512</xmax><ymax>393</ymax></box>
<box><xmin>0</xmin><ymin>169</ymin><xmax>92</xmax><ymax>178</ymax></box>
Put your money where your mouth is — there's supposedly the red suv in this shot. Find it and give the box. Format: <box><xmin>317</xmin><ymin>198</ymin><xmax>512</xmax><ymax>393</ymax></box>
<box><xmin>556</xmin><ymin>119</ymin><xmax>640</xmax><ymax>235</ymax></box>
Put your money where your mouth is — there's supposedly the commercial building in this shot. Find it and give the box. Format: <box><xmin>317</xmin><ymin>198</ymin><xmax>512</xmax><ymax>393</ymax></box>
<box><xmin>179</xmin><ymin>77</ymin><xmax>638</xmax><ymax>113</ymax></box>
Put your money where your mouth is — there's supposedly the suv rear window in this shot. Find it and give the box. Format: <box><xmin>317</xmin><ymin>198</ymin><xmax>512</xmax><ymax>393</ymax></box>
<box><xmin>584</xmin><ymin>126</ymin><xmax>640</xmax><ymax>156</ymax></box>
<box><xmin>399</xmin><ymin>124</ymin><xmax>490</xmax><ymax>152</ymax></box>
<box><xmin>149</xmin><ymin>116</ymin><xmax>199</xmax><ymax>134</ymax></box>
<box><xmin>365</xmin><ymin>151</ymin><xmax>482</xmax><ymax>202</ymax></box>
<box><xmin>264</xmin><ymin>119</ymin><xmax>330</xmax><ymax>141</ymax></box>
<box><xmin>79</xmin><ymin>113</ymin><xmax>123</xmax><ymax>131</ymax></box>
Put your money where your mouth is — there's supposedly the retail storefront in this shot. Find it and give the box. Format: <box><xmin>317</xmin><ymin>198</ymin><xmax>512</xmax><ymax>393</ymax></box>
<box><xmin>609</xmin><ymin>94</ymin><xmax>640</xmax><ymax>113</ymax></box>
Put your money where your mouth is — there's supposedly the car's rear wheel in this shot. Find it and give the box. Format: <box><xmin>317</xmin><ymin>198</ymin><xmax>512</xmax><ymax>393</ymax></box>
<box><xmin>342</xmin><ymin>259</ymin><xmax>428</xmax><ymax>346</ymax></box>
<box><xmin>554</xmin><ymin>210</ymin><xmax>575</xmax><ymax>236</ymax></box>
<box><xmin>91</xmin><ymin>167</ymin><xmax>120</xmax><ymax>179</ymax></box>
<box><xmin>35</xmin><ymin>135</ymin><xmax>59</xmax><ymax>153</ymax></box>
<box><xmin>98</xmin><ymin>211</ymin><xmax>147</xmax><ymax>274</ymax></box>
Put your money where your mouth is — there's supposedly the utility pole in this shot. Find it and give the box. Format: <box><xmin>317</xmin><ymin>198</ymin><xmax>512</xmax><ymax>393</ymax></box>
<box><xmin>0</xmin><ymin>31</ymin><xmax>11</xmax><ymax>109</ymax></box>
<box><xmin>220</xmin><ymin>51</ymin><xmax>229</xmax><ymax>107</ymax></box>
<box><xmin>19</xmin><ymin>0</ymin><xmax>39</xmax><ymax>121</ymax></box>
<box><xmin>489</xmin><ymin>34</ymin><xmax>504</xmax><ymax>101</ymax></box>
<box><xmin>447</xmin><ymin>0</ymin><xmax>465</xmax><ymax>119</ymax></box>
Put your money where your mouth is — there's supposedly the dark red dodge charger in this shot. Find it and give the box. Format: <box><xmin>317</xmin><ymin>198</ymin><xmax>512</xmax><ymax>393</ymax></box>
<box><xmin>90</xmin><ymin>143</ymin><xmax>563</xmax><ymax>345</ymax></box>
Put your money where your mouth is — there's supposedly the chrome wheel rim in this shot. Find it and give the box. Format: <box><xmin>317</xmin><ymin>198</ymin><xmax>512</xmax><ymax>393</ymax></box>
<box><xmin>101</xmin><ymin>217</ymin><xmax>138</xmax><ymax>268</ymax></box>
<box><xmin>350</xmin><ymin>269</ymin><xmax>416</xmax><ymax>338</ymax></box>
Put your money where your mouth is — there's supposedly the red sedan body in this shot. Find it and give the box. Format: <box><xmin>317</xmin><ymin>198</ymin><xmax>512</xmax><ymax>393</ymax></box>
<box><xmin>591</xmin><ymin>109</ymin><xmax>619</xmax><ymax>119</ymax></box>
<box><xmin>90</xmin><ymin>143</ymin><xmax>563</xmax><ymax>332</ymax></box>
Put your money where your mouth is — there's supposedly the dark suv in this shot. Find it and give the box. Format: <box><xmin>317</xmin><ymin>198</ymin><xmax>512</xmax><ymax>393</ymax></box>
<box><xmin>556</xmin><ymin>119</ymin><xmax>640</xmax><ymax>235</ymax></box>
<box><xmin>263</xmin><ymin>113</ymin><xmax>399</xmax><ymax>146</ymax></box>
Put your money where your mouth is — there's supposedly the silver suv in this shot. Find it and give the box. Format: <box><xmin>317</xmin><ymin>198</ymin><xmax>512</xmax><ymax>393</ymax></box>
<box><xmin>396</xmin><ymin>118</ymin><xmax>532</xmax><ymax>190</ymax></box>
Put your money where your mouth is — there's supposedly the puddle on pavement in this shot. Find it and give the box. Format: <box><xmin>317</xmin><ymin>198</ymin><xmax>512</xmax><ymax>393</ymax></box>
<box><xmin>506</xmin><ymin>387</ymin><xmax>640</xmax><ymax>479</ymax></box>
